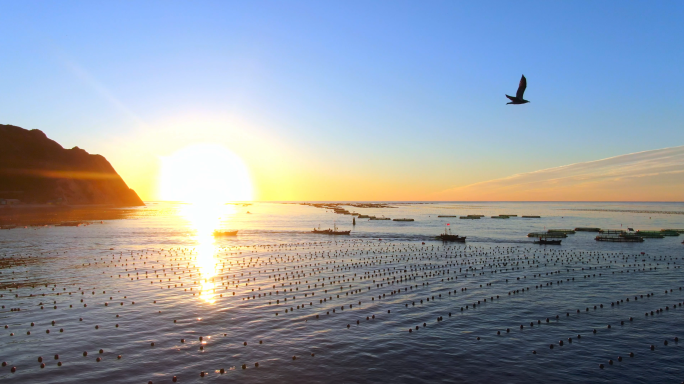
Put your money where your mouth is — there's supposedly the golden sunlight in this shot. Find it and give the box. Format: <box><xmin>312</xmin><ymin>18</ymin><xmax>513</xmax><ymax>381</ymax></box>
<box><xmin>180</xmin><ymin>203</ymin><xmax>237</xmax><ymax>304</ymax></box>
<box><xmin>159</xmin><ymin>143</ymin><xmax>254</xmax><ymax>204</ymax></box>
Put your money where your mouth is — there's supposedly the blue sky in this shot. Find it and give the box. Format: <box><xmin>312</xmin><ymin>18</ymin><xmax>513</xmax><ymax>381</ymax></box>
<box><xmin>1</xmin><ymin>1</ymin><xmax>683</xmax><ymax>200</ymax></box>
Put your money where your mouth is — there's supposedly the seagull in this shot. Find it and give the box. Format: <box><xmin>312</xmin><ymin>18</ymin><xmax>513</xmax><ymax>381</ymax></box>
<box><xmin>506</xmin><ymin>75</ymin><xmax>529</xmax><ymax>105</ymax></box>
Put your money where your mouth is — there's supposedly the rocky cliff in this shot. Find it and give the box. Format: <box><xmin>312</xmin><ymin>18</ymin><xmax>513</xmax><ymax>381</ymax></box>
<box><xmin>0</xmin><ymin>124</ymin><xmax>144</xmax><ymax>206</ymax></box>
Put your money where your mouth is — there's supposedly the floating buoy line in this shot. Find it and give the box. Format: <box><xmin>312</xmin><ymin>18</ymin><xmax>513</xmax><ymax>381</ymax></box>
<box><xmin>0</xmin><ymin>239</ymin><xmax>682</xmax><ymax>379</ymax></box>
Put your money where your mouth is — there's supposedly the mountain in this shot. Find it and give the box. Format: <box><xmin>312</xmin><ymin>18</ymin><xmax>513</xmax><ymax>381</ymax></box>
<box><xmin>0</xmin><ymin>124</ymin><xmax>144</xmax><ymax>206</ymax></box>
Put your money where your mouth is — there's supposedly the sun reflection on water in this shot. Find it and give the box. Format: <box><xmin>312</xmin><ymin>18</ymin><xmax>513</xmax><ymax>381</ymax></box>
<box><xmin>180</xmin><ymin>203</ymin><xmax>237</xmax><ymax>304</ymax></box>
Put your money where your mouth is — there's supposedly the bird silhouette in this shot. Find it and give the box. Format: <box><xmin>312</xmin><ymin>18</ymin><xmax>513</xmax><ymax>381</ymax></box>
<box><xmin>506</xmin><ymin>75</ymin><xmax>529</xmax><ymax>105</ymax></box>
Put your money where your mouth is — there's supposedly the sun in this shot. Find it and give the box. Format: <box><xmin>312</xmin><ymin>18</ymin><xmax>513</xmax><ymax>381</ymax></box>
<box><xmin>159</xmin><ymin>143</ymin><xmax>254</xmax><ymax>204</ymax></box>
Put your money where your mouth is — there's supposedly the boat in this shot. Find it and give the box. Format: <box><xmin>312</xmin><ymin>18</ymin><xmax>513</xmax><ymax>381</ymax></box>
<box><xmin>662</xmin><ymin>229</ymin><xmax>684</xmax><ymax>234</ymax></box>
<box><xmin>357</xmin><ymin>215</ymin><xmax>370</xmax><ymax>218</ymax></box>
<box><xmin>312</xmin><ymin>225</ymin><xmax>350</xmax><ymax>235</ymax></box>
<box><xmin>534</xmin><ymin>238</ymin><xmax>562</xmax><ymax>245</ymax></box>
<box><xmin>213</xmin><ymin>230</ymin><xmax>238</xmax><ymax>237</ymax></box>
<box><xmin>393</xmin><ymin>218</ymin><xmax>414</xmax><ymax>222</ymax></box>
<box><xmin>437</xmin><ymin>227</ymin><xmax>466</xmax><ymax>242</ymax></box>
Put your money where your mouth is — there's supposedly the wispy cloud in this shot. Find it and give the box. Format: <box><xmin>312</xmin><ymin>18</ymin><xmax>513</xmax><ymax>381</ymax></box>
<box><xmin>435</xmin><ymin>145</ymin><xmax>684</xmax><ymax>201</ymax></box>
<box><xmin>52</xmin><ymin>48</ymin><xmax>147</xmax><ymax>129</ymax></box>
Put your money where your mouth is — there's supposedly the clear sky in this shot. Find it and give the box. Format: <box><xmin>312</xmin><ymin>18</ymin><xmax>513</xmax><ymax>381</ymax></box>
<box><xmin>1</xmin><ymin>1</ymin><xmax>683</xmax><ymax>201</ymax></box>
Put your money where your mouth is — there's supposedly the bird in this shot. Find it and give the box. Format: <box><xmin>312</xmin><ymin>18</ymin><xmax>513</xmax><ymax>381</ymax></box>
<box><xmin>506</xmin><ymin>75</ymin><xmax>529</xmax><ymax>105</ymax></box>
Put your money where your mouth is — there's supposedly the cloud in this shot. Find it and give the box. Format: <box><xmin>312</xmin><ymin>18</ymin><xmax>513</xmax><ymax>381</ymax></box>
<box><xmin>435</xmin><ymin>145</ymin><xmax>684</xmax><ymax>201</ymax></box>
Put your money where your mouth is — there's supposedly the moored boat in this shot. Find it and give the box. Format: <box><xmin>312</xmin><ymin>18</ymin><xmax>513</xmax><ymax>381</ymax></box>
<box><xmin>438</xmin><ymin>233</ymin><xmax>466</xmax><ymax>242</ymax></box>
<box><xmin>312</xmin><ymin>225</ymin><xmax>350</xmax><ymax>235</ymax></box>
<box><xmin>534</xmin><ymin>238</ymin><xmax>562</xmax><ymax>245</ymax></box>
<box><xmin>437</xmin><ymin>226</ymin><xmax>466</xmax><ymax>242</ymax></box>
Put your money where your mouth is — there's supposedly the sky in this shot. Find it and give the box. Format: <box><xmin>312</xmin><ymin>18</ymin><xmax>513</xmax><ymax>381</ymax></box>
<box><xmin>1</xmin><ymin>1</ymin><xmax>683</xmax><ymax>201</ymax></box>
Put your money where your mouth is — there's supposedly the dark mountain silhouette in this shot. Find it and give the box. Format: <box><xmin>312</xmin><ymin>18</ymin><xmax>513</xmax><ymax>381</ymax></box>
<box><xmin>0</xmin><ymin>124</ymin><xmax>144</xmax><ymax>206</ymax></box>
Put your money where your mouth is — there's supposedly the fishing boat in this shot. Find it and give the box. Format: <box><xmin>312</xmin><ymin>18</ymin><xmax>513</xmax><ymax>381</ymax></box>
<box><xmin>312</xmin><ymin>224</ymin><xmax>351</xmax><ymax>235</ymax></box>
<box><xmin>213</xmin><ymin>230</ymin><xmax>238</xmax><ymax>236</ymax></box>
<box><xmin>534</xmin><ymin>238</ymin><xmax>562</xmax><ymax>245</ymax></box>
<box><xmin>437</xmin><ymin>226</ymin><xmax>466</xmax><ymax>242</ymax></box>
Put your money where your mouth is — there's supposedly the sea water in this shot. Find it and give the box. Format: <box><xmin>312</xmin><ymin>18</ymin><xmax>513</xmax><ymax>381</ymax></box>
<box><xmin>1</xmin><ymin>201</ymin><xmax>683</xmax><ymax>383</ymax></box>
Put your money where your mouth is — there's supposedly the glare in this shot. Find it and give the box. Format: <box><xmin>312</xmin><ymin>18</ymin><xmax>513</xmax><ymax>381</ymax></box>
<box><xmin>180</xmin><ymin>203</ymin><xmax>237</xmax><ymax>304</ymax></box>
<box><xmin>159</xmin><ymin>143</ymin><xmax>254</xmax><ymax>205</ymax></box>
<box><xmin>161</xmin><ymin>143</ymin><xmax>248</xmax><ymax>304</ymax></box>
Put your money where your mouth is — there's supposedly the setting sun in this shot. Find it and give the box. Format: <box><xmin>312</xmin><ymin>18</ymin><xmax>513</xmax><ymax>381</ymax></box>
<box><xmin>159</xmin><ymin>143</ymin><xmax>254</xmax><ymax>204</ymax></box>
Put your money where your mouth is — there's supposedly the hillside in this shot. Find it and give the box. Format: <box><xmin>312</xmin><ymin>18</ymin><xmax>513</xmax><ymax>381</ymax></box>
<box><xmin>0</xmin><ymin>124</ymin><xmax>144</xmax><ymax>206</ymax></box>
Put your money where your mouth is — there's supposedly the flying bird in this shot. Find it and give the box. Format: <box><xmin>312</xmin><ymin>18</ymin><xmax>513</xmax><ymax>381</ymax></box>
<box><xmin>506</xmin><ymin>75</ymin><xmax>529</xmax><ymax>105</ymax></box>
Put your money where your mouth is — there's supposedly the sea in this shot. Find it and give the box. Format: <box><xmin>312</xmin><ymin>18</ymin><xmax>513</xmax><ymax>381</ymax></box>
<box><xmin>1</xmin><ymin>201</ymin><xmax>683</xmax><ymax>383</ymax></box>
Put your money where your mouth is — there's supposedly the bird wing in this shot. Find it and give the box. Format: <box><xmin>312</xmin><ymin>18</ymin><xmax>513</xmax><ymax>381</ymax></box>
<box><xmin>516</xmin><ymin>75</ymin><xmax>527</xmax><ymax>99</ymax></box>
<box><xmin>505</xmin><ymin>94</ymin><xmax>516</xmax><ymax>101</ymax></box>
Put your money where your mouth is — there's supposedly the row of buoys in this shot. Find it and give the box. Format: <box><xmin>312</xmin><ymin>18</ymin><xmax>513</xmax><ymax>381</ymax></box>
<box><xmin>1</xmin><ymin>240</ymin><xmax>675</xmax><ymax>381</ymax></box>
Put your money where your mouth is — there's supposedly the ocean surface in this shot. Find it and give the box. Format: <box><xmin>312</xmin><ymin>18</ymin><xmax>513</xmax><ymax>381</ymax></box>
<box><xmin>1</xmin><ymin>201</ymin><xmax>683</xmax><ymax>383</ymax></box>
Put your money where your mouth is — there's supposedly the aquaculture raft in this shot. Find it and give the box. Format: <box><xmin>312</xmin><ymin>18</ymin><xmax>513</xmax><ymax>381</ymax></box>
<box><xmin>527</xmin><ymin>232</ymin><xmax>567</xmax><ymax>238</ymax></box>
<box><xmin>521</xmin><ymin>215</ymin><xmax>541</xmax><ymax>218</ymax></box>
<box><xmin>596</xmin><ymin>235</ymin><xmax>644</xmax><ymax>242</ymax></box>
<box><xmin>634</xmin><ymin>231</ymin><xmax>665</xmax><ymax>238</ymax></box>
<box><xmin>658</xmin><ymin>230</ymin><xmax>680</xmax><ymax>236</ymax></box>
<box><xmin>393</xmin><ymin>218</ymin><xmax>414</xmax><ymax>222</ymax></box>
<box><xmin>548</xmin><ymin>229</ymin><xmax>576</xmax><ymax>234</ymax></box>
<box><xmin>575</xmin><ymin>227</ymin><xmax>601</xmax><ymax>232</ymax></box>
